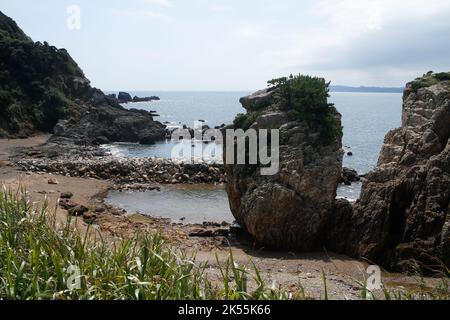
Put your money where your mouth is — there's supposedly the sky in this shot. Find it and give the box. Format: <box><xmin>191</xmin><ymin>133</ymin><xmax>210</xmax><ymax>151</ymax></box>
<box><xmin>1</xmin><ymin>0</ymin><xmax>449</xmax><ymax>91</ymax></box>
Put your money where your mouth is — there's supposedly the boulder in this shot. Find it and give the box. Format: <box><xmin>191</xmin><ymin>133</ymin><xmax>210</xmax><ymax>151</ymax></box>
<box><xmin>68</xmin><ymin>205</ymin><xmax>89</xmax><ymax>217</ymax></box>
<box><xmin>344</xmin><ymin>73</ymin><xmax>450</xmax><ymax>271</ymax></box>
<box><xmin>224</xmin><ymin>88</ymin><xmax>343</xmax><ymax>250</ymax></box>
<box><xmin>139</xmin><ymin>135</ymin><xmax>156</xmax><ymax>145</ymax></box>
<box><xmin>239</xmin><ymin>88</ymin><xmax>275</xmax><ymax>112</ymax></box>
<box><xmin>59</xmin><ymin>199</ymin><xmax>78</xmax><ymax>210</ymax></box>
<box><xmin>118</xmin><ymin>92</ymin><xmax>132</xmax><ymax>103</ymax></box>
<box><xmin>83</xmin><ymin>212</ymin><xmax>97</xmax><ymax>224</ymax></box>
<box><xmin>341</xmin><ymin>167</ymin><xmax>360</xmax><ymax>185</ymax></box>
<box><xmin>132</xmin><ymin>96</ymin><xmax>160</xmax><ymax>102</ymax></box>
<box><xmin>48</xmin><ymin>178</ymin><xmax>59</xmax><ymax>185</ymax></box>
<box><xmin>60</xmin><ymin>192</ymin><xmax>73</xmax><ymax>199</ymax></box>
<box><xmin>50</xmin><ymin>103</ymin><xmax>166</xmax><ymax>145</ymax></box>
<box><xmin>53</xmin><ymin>120</ymin><xmax>67</xmax><ymax>136</ymax></box>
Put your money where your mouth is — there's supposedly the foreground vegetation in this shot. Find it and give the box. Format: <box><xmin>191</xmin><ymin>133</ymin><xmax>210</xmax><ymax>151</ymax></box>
<box><xmin>409</xmin><ymin>71</ymin><xmax>450</xmax><ymax>92</ymax></box>
<box><xmin>0</xmin><ymin>189</ymin><xmax>448</xmax><ymax>300</ymax></box>
<box><xmin>0</xmin><ymin>190</ymin><xmax>293</xmax><ymax>300</ymax></box>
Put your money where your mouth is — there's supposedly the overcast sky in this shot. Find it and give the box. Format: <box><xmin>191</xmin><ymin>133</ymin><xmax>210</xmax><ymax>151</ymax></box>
<box><xmin>1</xmin><ymin>0</ymin><xmax>449</xmax><ymax>91</ymax></box>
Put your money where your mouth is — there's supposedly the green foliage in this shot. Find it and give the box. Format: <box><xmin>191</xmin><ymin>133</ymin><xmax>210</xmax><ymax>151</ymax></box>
<box><xmin>410</xmin><ymin>77</ymin><xmax>439</xmax><ymax>92</ymax></box>
<box><xmin>268</xmin><ymin>74</ymin><xmax>341</xmax><ymax>142</ymax></box>
<box><xmin>0</xmin><ymin>11</ymin><xmax>89</xmax><ymax>136</ymax></box>
<box><xmin>233</xmin><ymin>112</ymin><xmax>260</xmax><ymax>130</ymax></box>
<box><xmin>434</xmin><ymin>72</ymin><xmax>450</xmax><ymax>81</ymax></box>
<box><xmin>410</xmin><ymin>72</ymin><xmax>450</xmax><ymax>92</ymax></box>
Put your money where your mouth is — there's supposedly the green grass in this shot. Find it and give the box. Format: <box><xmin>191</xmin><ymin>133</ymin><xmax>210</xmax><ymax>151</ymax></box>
<box><xmin>0</xmin><ymin>189</ymin><xmax>293</xmax><ymax>300</ymax></box>
<box><xmin>0</xmin><ymin>188</ymin><xmax>448</xmax><ymax>300</ymax></box>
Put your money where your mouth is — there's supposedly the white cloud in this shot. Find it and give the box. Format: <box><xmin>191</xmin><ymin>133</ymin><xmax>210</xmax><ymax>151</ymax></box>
<box><xmin>227</xmin><ymin>25</ymin><xmax>264</xmax><ymax>40</ymax></box>
<box><xmin>255</xmin><ymin>0</ymin><xmax>450</xmax><ymax>73</ymax></box>
<box><xmin>142</xmin><ymin>0</ymin><xmax>174</xmax><ymax>7</ymax></box>
<box><xmin>309</xmin><ymin>0</ymin><xmax>450</xmax><ymax>35</ymax></box>
<box><xmin>122</xmin><ymin>9</ymin><xmax>173</xmax><ymax>22</ymax></box>
<box><xmin>211</xmin><ymin>4</ymin><xmax>233</xmax><ymax>13</ymax></box>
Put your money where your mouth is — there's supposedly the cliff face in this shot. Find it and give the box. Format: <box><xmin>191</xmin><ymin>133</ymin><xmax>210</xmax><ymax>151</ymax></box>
<box><xmin>225</xmin><ymin>85</ymin><xmax>343</xmax><ymax>250</ymax></box>
<box><xmin>0</xmin><ymin>11</ymin><xmax>165</xmax><ymax>143</ymax></box>
<box><xmin>344</xmin><ymin>73</ymin><xmax>450</xmax><ymax>271</ymax></box>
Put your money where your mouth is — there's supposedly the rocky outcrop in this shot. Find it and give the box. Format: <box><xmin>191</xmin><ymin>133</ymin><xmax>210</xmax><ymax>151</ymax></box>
<box><xmin>0</xmin><ymin>11</ymin><xmax>165</xmax><ymax>144</ymax></box>
<box><xmin>118</xmin><ymin>92</ymin><xmax>133</xmax><ymax>103</ymax></box>
<box><xmin>341</xmin><ymin>73</ymin><xmax>450</xmax><ymax>271</ymax></box>
<box><xmin>340</xmin><ymin>167</ymin><xmax>360</xmax><ymax>185</ymax></box>
<box><xmin>116</xmin><ymin>92</ymin><xmax>160</xmax><ymax>104</ymax></box>
<box><xmin>224</xmin><ymin>88</ymin><xmax>343</xmax><ymax>250</ymax></box>
<box><xmin>132</xmin><ymin>95</ymin><xmax>160</xmax><ymax>103</ymax></box>
<box><xmin>50</xmin><ymin>101</ymin><xmax>166</xmax><ymax>146</ymax></box>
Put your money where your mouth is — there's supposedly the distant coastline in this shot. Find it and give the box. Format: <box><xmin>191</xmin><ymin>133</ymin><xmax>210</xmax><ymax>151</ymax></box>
<box><xmin>330</xmin><ymin>85</ymin><xmax>404</xmax><ymax>93</ymax></box>
<box><xmin>107</xmin><ymin>86</ymin><xmax>404</xmax><ymax>95</ymax></box>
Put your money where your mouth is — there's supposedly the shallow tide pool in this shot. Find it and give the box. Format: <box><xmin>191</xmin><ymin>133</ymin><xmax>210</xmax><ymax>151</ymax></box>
<box><xmin>106</xmin><ymin>184</ymin><xmax>233</xmax><ymax>225</ymax></box>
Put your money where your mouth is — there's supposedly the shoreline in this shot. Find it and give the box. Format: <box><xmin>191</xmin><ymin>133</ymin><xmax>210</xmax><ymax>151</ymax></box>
<box><xmin>0</xmin><ymin>135</ymin><xmax>446</xmax><ymax>300</ymax></box>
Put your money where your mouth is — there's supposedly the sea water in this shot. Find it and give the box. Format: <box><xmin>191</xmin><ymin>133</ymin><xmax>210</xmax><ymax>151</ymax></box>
<box><xmin>105</xmin><ymin>91</ymin><xmax>402</xmax><ymax>222</ymax></box>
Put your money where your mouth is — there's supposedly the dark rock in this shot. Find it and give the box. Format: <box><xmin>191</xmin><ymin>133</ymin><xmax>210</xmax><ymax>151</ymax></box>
<box><xmin>0</xmin><ymin>12</ymin><xmax>166</xmax><ymax>146</ymax></box>
<box><xmin>325</xmin><ymin>199</ymin><xmax>353</xmax><ymax>253</ymax></box>
<box><xmin>82</xmin><ymin>212</ymin><xmax>97</xmax><ymax>224</ymax></box>
<box><xmin>94</xmin><ymin>206</ymin><xmax>106</xmax><ymax>213</ymax></box>
<box><xmin>94</xmin><ymin>136</ymin><xmax>110</xmax><ymax>145</ymax></box>
<box><xmin>60</xmin><ymin>192</ymin><xmax>73</xmax><ymax>199</ymax></box>
<box><xmin>68</xmin><ymin>205</ymin><xmax>89</xmax><ymax>216</ymax></box>
<box><xmin>118</xmin><ymin>92</ymin><xmax>132</xmax><ymax>103</ymax></box>
<box><xmin>189</xmin><ymin>227</ymin><xmax>229</xmax><ymax>238</ymax></box>
<box><xmin>50</xmin><ymin>103</ymin><xmax>166</xmax><ymax>145</ymax></box>
<box><xmin>340</xmin><ymin>167</ymin><xmax>360</xmax><ymax>185</ymax></box>
<box><xmin>59</xmin><ymin>199</ymin><xmax>77</xmax><ymax>210</ymax></box>
<box><xmin>132</xmin><ymin>96</ymin><xmax>160</xmax><ymax>103</ymax></box>
<box><xmin>139</xmin><ymin>135</ymin><xmax>156</xmax><ymax>145</ymax></box>
<box><xmin>229</xmin><ymin>224</ymin><xmax>245</xmax><ymax>235</ymax></box>
<box><xmin>54</xmin><ymin>120</ymin><xmax>67</xmax><ymax>136</ymax></box>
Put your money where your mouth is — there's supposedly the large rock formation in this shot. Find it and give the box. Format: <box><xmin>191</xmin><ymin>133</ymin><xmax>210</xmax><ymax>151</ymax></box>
<box><xmin>0</xmin><ymin>11</ymin><xmax>165</xmax><ymax>144</ymax></box>
<box><xmin>50</xmin><ymin>96</ymin><xmax>166</xmax><ymax>146</ymax></box>
<box><xmin>225</xmin><ymin>86</ymin><xmax>343</xmax><ymax>250</ymax></box>
<box><xmin>341</xmin><ymin>73</ymin><xmax>450</xmax><ymax>271</ymax></box>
